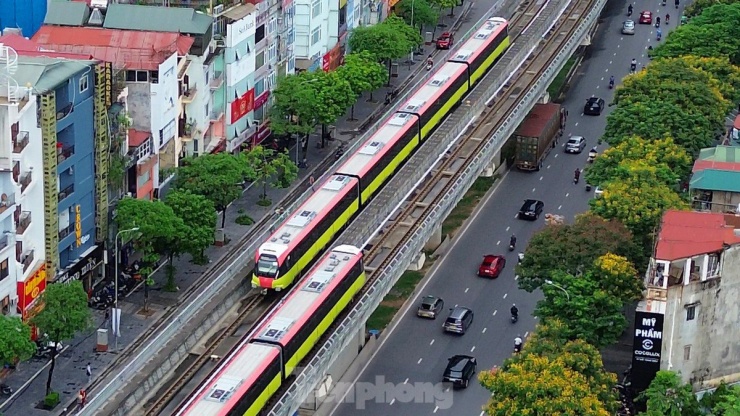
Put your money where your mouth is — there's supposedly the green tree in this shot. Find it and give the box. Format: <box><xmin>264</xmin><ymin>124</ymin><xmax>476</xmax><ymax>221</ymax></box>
<box><xmin>396</xmin><ymin>0</ymin><xmax>439</xmax><ymax>33</ymax></box>
<box><xmin>651</xmin><ymin>3</ymin><xmax>740</xmax><ymax>63</ymax></box>
<box><xmin>338</xmin><ymin>51</ymin><xmax>388</xmax><ymax>118</ymax></box>
<box><xmin>589</xmin><ymin>165</ymin><xmax>688</xmax><ymax>241</ymax></box>
<box><xmin>165</xmin><ymin>189</ymin><xmax>217</xmax><ymax>264</ymax></box>
<box><xmin>516</xmin><ymin>212</ymin><xmax>640</xmax><ymax>291</ymax></box>
<box><xmin>0</xmin><ymin>315</ymin><xmax>36</xmax><ymax>366</ymax></box>
<box><xmin>115</xmin><ymin>197</ymin><xmax>188</xmax><ymax>291</ymax></box>
<box><xmin>175</xmin><ymin>153</ymin><xmax>248</xmax><ymax>228</ymax></box>
<box><xmin>685</xmin><ymin>0</ymin><xmax>739</xmax><ymax>17</ymax></box>
<box><xmin>535</xmin><ymin>270</ymin><xmax>627</xmax><ymax>348</ymax></box>
<box><xmin>639</xmin><ymin>370</ymin><xmax>701</xmax><ymax>416</ymax></box>
<box><xmin>585</xmin><ymin>137</ymin><xmax>692</xmax><ymax>187</ymax></box>
<box><xmin>680</xmin><ymin>55</ymin><xmax>740</xmax><ymax>103</ymax></box>
<box><xmin>430</xmin><ymin>0</ymin><xmax>459</xmax><ymax>17</ymax></box>
<box><xmin>31</xmin><ymin>281</ymin><xmax>93</xmax><ymax>395</ymax></box>
<box><xmin>348</xmin><ymin>23</ymin><xmax>413</xmax><ymax>83</ymax></box>
<box><xmin>241</xmin><ymin>145</ymin><xmax>298</xmax><ymax>203</ymax></box>
<box><xmin>478</xmin><ymin>353</ymin><xmax>611</xmax><ymax>416</ymax></box>
<box><xmin>382</xmin><ymin>15</ymin><xmax>424</xmax><ymax>50</ymax></box>
<box><xmin>701</xmin><ymin>382</ymin><xmax>740</xmax><ymax>415</ymax></box>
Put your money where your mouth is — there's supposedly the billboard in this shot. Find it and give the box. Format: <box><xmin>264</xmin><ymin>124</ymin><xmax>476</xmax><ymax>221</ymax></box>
<box><xmin>631</xmin><ymin>311</ymin><xmax>665</xmax><ymax>391</ymax></box>
<box><xmin>17</xmin><ymin>264</ymin><xmax>47</xmax><ymax>313</ymax></box>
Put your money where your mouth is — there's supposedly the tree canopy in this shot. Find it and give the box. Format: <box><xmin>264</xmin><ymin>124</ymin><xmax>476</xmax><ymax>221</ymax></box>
<box><xmin>585</xmin><ymin>136</ymin><xmax>692</xmax><ymax>187</ymax></box>
<box><xmin>639</xmin><ymin>371</ymin><xmax>701</xmax><ymax>416</ymax></box>
<box><xmin>348</xmin><ymin>23</ymin><xmax>412</xmax><ymax>63</ymax></box>
<box><xmin>31</xmin><ymin>281</ymin><xmax>92</xmax><ymax>395</ymax></box>
<box><xmin>0</xmin><ymin>315</ymin><xmax>36</xmax><ymax>366</ymax></box>
<box><xmin>338</xmin><ymin>51</ymin><xmax>388</xmax><ymax>111</ymax></box>
<box><xmin>700</xmin><ymin>382</ymin><xmax>740</xmax><ymax>415</ymax></box>
<box><xmin>165</xmin><ymin>189</ymin><xmax>217</xmax><ymax>264</ymax></box>
<box><xmin>240</xmin><ymin>145</ymin><xmax>298</xmax><ymax>202</ymax></box>
<box><xmin>516</xmin><ymin>212</ymin><xmax>640</xmax><ymax>291</ymax></box>
<box><xmin>396</xmin><ymin>0</ymin><xmax>440</xmax><ymax>32</ymax></box>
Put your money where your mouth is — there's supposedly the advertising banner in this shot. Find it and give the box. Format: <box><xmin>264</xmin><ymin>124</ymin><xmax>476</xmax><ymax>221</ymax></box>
<box><xmin>230</xmin><ymin>89</ymin><xmax>256</xmax><ymax>124</ymax></box>
<box><xmin>17</xmin><ymin>265</ymin><xmax>47</xmax><ymax>313</ymax></box>
<box><xmin>254</xmin><ymin>90</ymin><xmax>271</xmax><ymax>110</ymax></box>
<box><xmin>226</xmin><ymin>14</ymin><xmax>257</xmax><ymax>47</ymax></box>
<box><xmin>631</xmin><ymin>311</ymin><xmax>665</xmax><ymax>391</ymax></box>
<box><xmin>56</xmin><ymin>245</ymin><xmax>104</xmax><ymax>284</ymax></box>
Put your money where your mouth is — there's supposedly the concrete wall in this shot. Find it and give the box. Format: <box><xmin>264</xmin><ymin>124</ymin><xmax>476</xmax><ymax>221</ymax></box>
<box><xmin>662</xmin><ymin>244</ymin><xmax>740</xmax><ymax>389</ymax></box>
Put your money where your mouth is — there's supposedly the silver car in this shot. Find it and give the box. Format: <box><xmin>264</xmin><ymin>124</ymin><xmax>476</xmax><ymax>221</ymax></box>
<box><xmin>565</xmin><ymin>136</ymin><xmax>587</xmax><ymax>153</ymax></box>
<box><xmin>622</xmin><ymin>20</ymin><xmax>635</xmax><ymax>35</ymax></box>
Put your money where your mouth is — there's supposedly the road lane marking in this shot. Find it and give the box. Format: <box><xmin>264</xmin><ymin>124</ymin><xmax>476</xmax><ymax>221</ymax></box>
<box><xmin>471</xmin><ymin>346</ymin><xmax>476</xmax><ymax>352</ymax></box>
<box><xmin>481</xmin><ymin>412</ymin><xmax>486</xmax><ymax>416</ymax></box>
<box><xmin>430</xmin><ymin>339</ymin><xmax>435</xmax><ymax>346</ymax></box>
<box><xmin>482</xmin><ymin>327</ymin><xmax>487</xmax><ymax>333</ymax></box>
<box><xmin>532</xmin><ymin>188</ymin><xmax>536</xmax><ymax>192</ymax></box>
<box><xmin>493</xmin><ymin>310</ymin><xmax>497</xmax><ymax>316</ymax></box>
<box><xmin>497</xmin><ymin>240</ymin><xmax>501</xmax><ymax>245</ymax></box>
<box><xmin>505</xmin><ymin>226</ymin><xmax>510</xmax><ymax>232</ymax></box>
<box><xmin>503</xmin><ymin>293</ymin><xmax>508</xmax><ymax>299</ymax></box>
<box><xmin>390</xmin><ymin>399</ymin><xmax>396</xmax><ymax>405</ymax></box>
<box><xmin>558</xmin><ymin>205</ymin><xmax>562</xmax><ymax>210</ymax></box>
<box><xmin>547</xmin><ymin>164</ymin><xmax>551</xmax><ymax>169</ymax></box>
<box><xmin>565</xmin><ymin>193</ymin><xmax>570</xmax><ymax>197</ymax></box>
<box><xmin>574</xmin><ymin>122</ymin><xmax>579</xmax><ymax>127</ymax></box>
<box><xmin>434</xmin><ymin>406</ymin><xmax>440</xmax><ymax>413</ymax></box>
<box><xmin>418</xmin><ymin>358</ymin><xmax>423</xmax><ymax>364</ymax></box>
<box><xmin>540</xmin><ymin>176</ymin><xmax>543</xmax><ymax>181</ymax></box>
<box><xmin>465</xmin><ymin>287</ymin><xmax>469</xmax><ymax>293</ymax></box>
<box><xmin>525</xmin><ymin>331</ymin><xmax>529</xmax><ymax>337</ymax></box>
<box><xmin>404</xmin><ymin>378</ymin><xmax>409</xmax><ymax>384</ymax></box>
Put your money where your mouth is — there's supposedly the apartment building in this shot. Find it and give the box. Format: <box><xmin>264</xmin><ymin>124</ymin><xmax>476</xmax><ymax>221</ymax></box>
<box><xmin>637</xmin><ymin>210</ymin><xmax>740</xmax><ymax>392</ymax></box>
<box><xmin>690</xmin><ymin>145</ymin><xmax>740</xmax><ymax>213</ymax></box>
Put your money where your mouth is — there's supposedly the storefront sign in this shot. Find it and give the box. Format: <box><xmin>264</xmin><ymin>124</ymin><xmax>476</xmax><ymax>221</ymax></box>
<box><xmin>226</xmin><ymin>53</ymin><xmax>256</xmax><ymax>87</ymax></box>
<box><xmin>17</xmin><ymin>265</ymin><xmax>46</xmax><ymax>312</ymax></box>
<box><xmin>254</xmin><ymin>91</ymin><xmax>270</xmax><ymax>110</ymax></box>
<box><xmin>322</xmin><ymin>53</ymin><xmax>331</xmax><ymax>72</ymax></box>
<box><xmin>103</xmin><ymin>62</ymin><xmax>113</xmax><ymax>107</ymax></box>
<box><xmin>56</xmin><ymin>245</ymin><xmax>104</xmax><ymax>284</ymax></box>
<box><xmin>75</xmin><ymin>205</ymin><xmax>82</xmax><ymax>247</ymax></box>
<box><xmin>631</xmin><ymin>311</ymin><xmax>665</xmax><ymax>391</ymax></box>
<box><xmin>230</xmin><ymin>89</ymin><xmax>255</xmax><ymax>124</ymax></box>
<box><xmin>226</xmin><ymin>14</ymin><xmax>257</xmax><ymax>47</ymax></box>
<box><xmin>255</xmin><ymin>123</ymin><xmax>272</xmax><ymax>146</ymax></box>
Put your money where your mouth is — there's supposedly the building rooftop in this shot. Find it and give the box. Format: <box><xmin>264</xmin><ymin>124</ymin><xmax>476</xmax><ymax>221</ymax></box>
<box><xmin>0</xmin><ymin>34</ymin><xmax>94</xmax><ymax>60</ymax></box>
<box><xmin>10</xmin><ymin>55</ymin><xmax>98</xmax><ymax>95</ymax></box>
<box><xmin>103</xmin><ymin>4</ymin><xmax>213</xmax><ymax>35</ymax></box>
<box><xmin>32</xmin><ymin>26</ymin><xmax>194</xmax><ymax>71</ymax></box>
<box><xmin>44</xmin><ymin>1</ymin><xmax>91</xmax><ymax>26</ymax></box>
<box><xmin>693</xmin><ymin>146</ymin><xmax>740</xmax><ymax>173</ymax></box>
<box><xmin>655</xmin><ymin>210</ymin><xmax>740</xmax><ymax>261</ymax></box>
<box><xmin>690</xmin><ymin>169</ymin><xmax>740</xmax><ymax>193</ymax></box>
<box><xmin>128</xmin><ymin>129</ymin><xmax>151</xmax><ymax>147</ymax></box>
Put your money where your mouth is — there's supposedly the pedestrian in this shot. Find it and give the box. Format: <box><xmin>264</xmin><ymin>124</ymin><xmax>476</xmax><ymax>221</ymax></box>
<box><xmin>78</xmin><ymin>389</ymin><xmax>87</xmax><ymax>408</ymax></box>
<box><xmin>86</xmin><ymin>363</ymin><xmax>92</xmax><ymax>383</ymax></box>
<box><xmin>309</xmin><ymin>176</ymin><xmax>315</xmax><ymax>191</ymax></box>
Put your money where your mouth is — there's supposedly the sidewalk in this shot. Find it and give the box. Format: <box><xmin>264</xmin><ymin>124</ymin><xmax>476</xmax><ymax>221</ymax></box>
<box><xmin>0</xmin><ymin>10</ymin><xmax>471</xmax><ymax>416</ymax></box>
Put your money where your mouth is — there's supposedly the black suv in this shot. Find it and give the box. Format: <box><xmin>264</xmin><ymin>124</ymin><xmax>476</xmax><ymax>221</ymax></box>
<box><xmin>417</xmin><ymin>295</ymin><xmax>444</xmax><ymax>319</ymax></box>
<box><xmin>584</xmin><ymin>97</ymin><xmax>605</xmax><ymax>115</ymax></box>
<box><xmin>443</xmin><ymin>355</ymin><xmax>477</xmax><ymax>388</ymax></box>
<box><xmin>517</xmin><ymin>199</ymin><xmax>544</xmax><ymax>220</ymax></box>
<box><xmin>443</xmin><ymin>307</ymin><xmax>474</xmax><ymax>334</ymax></box>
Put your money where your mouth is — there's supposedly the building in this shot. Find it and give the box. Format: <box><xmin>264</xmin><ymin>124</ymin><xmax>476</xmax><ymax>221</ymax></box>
<box><xmin>31</xmin><ymin>25</ymin><xmax>194</xmax><ymax>200</ymax></box>
<box><xmin>638</xmin><ymin>210</ymin><xmax>740</xmax><ymax>391</ymax></box>
<box><xmin>295</xmin><ymin>0</ymin><xmax>332</xmax><ymax>71</ymax></box>
<box><xmin>690</xmin><ymin>146</ymin><xmax>740</xmax><ymax>213</ymax></box>
<box><xmin>0</xmin><ymin>0</ymin><xmax>46</xmax><ymax>38</ymax></box>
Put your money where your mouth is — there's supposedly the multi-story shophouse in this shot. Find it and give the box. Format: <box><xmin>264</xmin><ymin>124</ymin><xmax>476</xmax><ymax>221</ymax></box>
<box><xmin>295</xmin><ymin>0</ymin><xmax>332</xmax><ymax>71</ymax></box>
<box><xmin>32</xmin><ymin>24</ymin><xmax>194</xmax><ymax>200</ymax></box>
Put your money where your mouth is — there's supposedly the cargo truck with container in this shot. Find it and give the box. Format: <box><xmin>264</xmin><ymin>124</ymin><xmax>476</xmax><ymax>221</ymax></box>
<box><xmin>514</xmin><ymin>103</ymin><xmax>564</xmax><ymax>171</ymax></box>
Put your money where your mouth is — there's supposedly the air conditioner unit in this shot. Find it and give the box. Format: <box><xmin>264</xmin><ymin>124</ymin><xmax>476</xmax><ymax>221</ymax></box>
<box><xmin>212</xmin><ymin>4</ymin><xmax>224</xmax><ymax>15</ymax></box>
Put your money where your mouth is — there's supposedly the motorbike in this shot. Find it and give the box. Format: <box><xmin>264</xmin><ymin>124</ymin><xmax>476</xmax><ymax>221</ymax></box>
<box><xmin>657</xmin><ymin>31</ymin><xmax>662</xmax><ymax>41</ymax></box>
<box><xmin>587</xmin><ymin>150</ymin><xmax>598</xmax><ymax>163</ymax></box>
<box><xmin>609</xmin><ymin>80</ymin><xmax>614</xmax><ymax>89</ymax></box>
<box><xmin>627</xmin><ymin>9</ymin><xmax>632</xmax><ymax>16</ymax></box>
<box><xmin>585</xmin><ymin>183</ymin><xmax>592</xmax><ymax>192</ymax></box>
<box><xmin>511</xmin><ymin>314</ymin><xmax>518</xmax><ymax>323</ymax></box>
<box><xmin>508</xmin><ymin>244</ymin><xmax>515</xmax><ymax>252</ymax></box>
<box><xmin>514</xmin><ymin>343</ymin><xmax>522</xmax><ymax>353</ymax></box>
<box><xmin>425</xmin><ymin>59</ymin><xmax>434</xmax><ymax>71</ymax></box>
<box><xmin>517</xmin><ymin>253</ymin><xmax>524</xmax><ymax>264</ymax></box>
<box><xmin>630</xmin><ymin>63</ymin><xmax>637</xmax><ymax>72</ymax></box>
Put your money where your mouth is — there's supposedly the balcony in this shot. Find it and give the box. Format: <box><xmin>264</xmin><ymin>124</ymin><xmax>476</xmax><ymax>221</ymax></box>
<box><xmin>181</xmin><ymin>86</ymin><xmax>197</xmax><ymax>104</ymax></box>
<box><xmin>56</xmin><ymin>102</ymin><xmax>73</xmax><ymax>121</ymax></box>
<box><xmin>58</xmin><ymin>223</ymin><xmax>74</xmax><ymax>240</ymax></box>
<box><xmin>57</xmin><ymin>145</ymin><xmax>75</xmax><ymax>163</ymax></box>
<box><xmin>58</xmin><ymin>184</ymin><xmax>74</xmax><ymax>202</ymax></box>
<box><xmin>209</xmin><ymin>110</ymin><xmax>224</xmax><ymax>123</ymax></box>
<box><xmin>19</xmin><ymin>171</ymin><xmax>31</xmax><ymax>193</ymax></box>
<box><xmin>16</xmin><ymin>211</ymin><xmax>31</xmax><ymax>235</ymax></box>
<box><xmin>0</xmin><ymin>234</ymin><xmax>9</xmax><ymax>254</ymax></box>
<box><xmin>646</xmin><ymin>253</ymin><xmax>721</xmax><ymax>290</ymax></box>
<box><xmin>0</xmin><ymin>192</ymin><xmax>15</xmax><ymax>215</ymax></box>
<box><xmin>20</xmin><ymin>250</ymin><xmax>34</xmax><ymax>272</ymax></box>
<box><xmin>210</xmin><ymin>71</ymin><xmax>224</xmax><ymax>90</ymax></box>
<box><xmin>12</xmin><ymin>131</ymin><xmax>29</xmax><ymax>154</ymax></box>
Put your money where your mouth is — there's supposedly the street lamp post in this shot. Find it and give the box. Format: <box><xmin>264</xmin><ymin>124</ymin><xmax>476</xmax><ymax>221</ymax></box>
<box><xmin>113</xmin><ymin>227</ymin><xmax>139</xmax><ymax>350</ymax></box>
<box><xmin>544</xmin><ymin>279</ymin><xmax>570</xmax><ymax>300</ymax></box>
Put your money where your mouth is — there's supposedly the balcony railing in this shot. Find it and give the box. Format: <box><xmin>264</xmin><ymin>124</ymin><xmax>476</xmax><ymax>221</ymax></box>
<box><xmin>19</xmin><ymin>171</ymin><xmax>31</xmax><ymax>193</ymax></box>
<box><xmin>20</xmin><ymin>250</ymin><xmax>34</xmax><ymax>272</ymax></box>
<box><xmin>210</xmin><ymin>71</ymin><xmax>224</xmax><ymax>90</ymax></box>
<box><xmin>16</xmin><ymin>211</ymin><xmax>31</xmax><ymax>234</ymax></box>
<box><xmin>209</xmin><ymin>110</ymin><xmax>224</xmax><ymax>123</ymax></box>
<box><xmin>58</xmin><ymin>223</ymin><xmax>74</xmax><ymax>240</ymax></box>
<box><xmin>57</xmin><ymin>145</ymin><xmax>75</xmax><ymax>163</ymax></box>
<box><xmin>181</xmin><ymin>87</ymin><xmax>197</xmax><ymax>104</ymax></box>
<box><xmin>0</xmin><ymin>192</ymin><xmax>15</xmax><ymax>215</ymax></box>
<box><xmin>58</xmin><ymin>184</ymin><xmax>74</xmax><ymax>202</ymax></box>
<box><xmin>12</xmin><ymin>131</ymin><xmax>29</xmax><ymax>154</ymax></box>
<box><xmin>56</xmin><ymin>103</ymin><xmax>73</xmax><ymax>121</ymax></box>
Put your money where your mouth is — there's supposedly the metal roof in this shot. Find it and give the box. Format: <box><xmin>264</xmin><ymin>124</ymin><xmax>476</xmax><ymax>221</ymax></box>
<box><xmin>44</xmin><ymin>1</ymin><xmax>90</xmax><ymax>26</ymax></box>
<box><xmin>103</xmin><ymin>3</ymin><xmax>212</xmax><ymax>35</ymax></box>
<box><xmin>515</xmin><ymin>102</ymin><xmax>560</xmax><ymax>138</ymax></box>
<box><xmin>655</xmin><ymin>210</ymin><xmax>740</xmax><ymax>261</ymax></box>
<box><xmin>223</xmin><ymin>3</ymin><xmax>257</xmax><ymax>21</ymax></box>
<box><xmin>32</xmin><ymin>26</ymin><xmax>194</xmax><ymax>71</ymax></box>
<box><xmin>13</xmin><ymin>56</ymin><xmax>98</xmax><ymax>94</ymax></box>
<box><xmin>690</xmin><ymin>169</ymin><xmax>740</xmax><ymax>193</ymax></box>
<box><xmin>0</xmin><ymin>34</ymin><xmax>95</xmax><ymax>60</ymax></box>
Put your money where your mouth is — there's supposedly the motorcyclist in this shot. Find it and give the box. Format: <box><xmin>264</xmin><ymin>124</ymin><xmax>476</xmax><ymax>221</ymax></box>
<box><xmin>574</xmin><ymin>168</ymin><xmax>581</xmax><ymax>182</ymax></box>
<box><xmin>510</xmin><ymin>234</ymin><xmax>517</xmax><ymax>248</ymax></box>
<box><xmin>630</xmin><ymin>58</ymin><xmax>637</xmax><ymax>70</ymax></box>
<box><xmin>514</xmin><ymin>336</ymin><xmax>523</xmax><ymax>352</ymax></box>
<box><xmin>656</xmin><ymin>16</ymin><xmax>661</xmax><ymax>26</ymax></box>
<box><xmin>426</xmin><ymin>55</ymin><xmax>434</xmax><ymax>70</ymax></box>
<box><xmin>511</xmin><ymin>304</ymin><xmax>519</xmax><ymax>318</ymax></box>
<box><xmin>627</xmin><ymin>4</ymin><xmax>633</xmax><ymax>14</ymax></box>
<box><xmin>609</xmin><ymin>75</ymin><xmax>615</xmax><ymax>87</ymax></box>
<box><xmin>657</xmin><ymin>28</ymin><xmax>662</xmax><ymax>39</ymax></box>
<box><xmin>665</xmin><ymin>13</ymin><xmax>670</xmax><ymax>23</ymax></box>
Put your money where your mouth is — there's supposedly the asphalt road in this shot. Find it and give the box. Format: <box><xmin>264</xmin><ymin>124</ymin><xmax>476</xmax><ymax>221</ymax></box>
<box><xmin>329</xmin><ymin>0</ymin><xmax>687</xmax><ymax>414</ymax></box>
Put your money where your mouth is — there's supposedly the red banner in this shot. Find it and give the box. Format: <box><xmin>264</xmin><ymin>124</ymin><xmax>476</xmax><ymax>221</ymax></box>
<box><xmin>17</xmin><ymin>264</ymin><xmax>46</xmax><ymax>313</ymax></box>
<box><xmin>254</xmin><ymin>90</ymin><xmax>271</xmax><ymax>110</ymax></box>
<box><xmin>322</xmin><ymin>53</ymin><xmax>331</xmax><ymax>72</ymax></box>
<box><xmin>230</xmin><ymin>89</ymin><xmax>255</xmax><ymax>123</ymax></box>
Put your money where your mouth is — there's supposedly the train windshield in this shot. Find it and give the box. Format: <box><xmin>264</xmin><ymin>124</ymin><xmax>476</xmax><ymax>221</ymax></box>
<box><xmin>256</xmin><ymin>255</ymin><xmax>279</xmax><ymax>277</ymax></box>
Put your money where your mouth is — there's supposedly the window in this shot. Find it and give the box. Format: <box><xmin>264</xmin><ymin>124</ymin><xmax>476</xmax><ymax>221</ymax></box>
<box><xmin>255</xmin><ymin>79</ymin><xmax>265</xmax><ymax>96</ymax></box>
<box><xmin>126</xmin><ymin>70</ymin><xmax>149</xmax><ymax>83</ymax></box>
<box><xmin>255</xmin><ymin>24</ymin><xmax>265</xmax><ymax>43</ymax></box>
<box><xmin>311</xmin><ymin>0</ymin><xmax>322</xmax><ymax>18</ymax></box>
<box><xmin>0</xmin><ymin>259</ymin><xmax>8</xmax><ymax>281</ymax></box>
<box><xmin>311</xmin><ymin>27</ymin><xmax>321</xmax><ymax>45</ymax></box>
<box><xmin>268</xmin><ymin>71</ymin><xmax>277</xmax><ymax>90</ymax></box>
<box><xmin>339</xmin><ymin>6</ymin><xmax>346</xmax><ymax>26</ymax></box>
<box><xmin>686</xmin><ymin>305</ymin><xmax>696</xmax><ymax>321</ymax></box>
<box><xmin>269</xmin><ymin>43</ymin><xmax>277</xmax><ymax>62</ymax></box>
<box><xmin>159</xmin><ymin>120</ymin><xmax>176</xmax><ymax>148</ymax></box>
<box><xmin>150</xmin><ymin>70</ymin><xmax>159</xmax><ymax>84</ymax></box>
<box><xmin>269</xmin><ymin>17</ymin><xmax>277</xmax><ymax>34</ymax></box>
<box><xmin>135</xmin><ymin>137</ymin><xmax>152</xmax><ymax>160</ymax></box>
<box><xmin>684</xmin><ymin>345</ymin><xmax>691</xmax><ymax>361</ymax></box>
<box><xmin>256</xmin><ymin>51</ymin><xmax>265</xmax><ymax>69</ymax></box>
<box><xmin>79</xmin><ymin>75</ymin><xmax>89</xmax><ymax>93</ymax></box>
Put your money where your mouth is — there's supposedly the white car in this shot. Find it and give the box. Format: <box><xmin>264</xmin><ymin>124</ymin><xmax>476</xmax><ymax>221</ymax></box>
<box><xmin>594</xmin><ymin>186</ymin><xmax>604</xmax><ymax>198</ymax></box>
<box><xmin>622</xmin><ymin>20</ymin><xmax>636</xmax><ymax>35</ymax></box>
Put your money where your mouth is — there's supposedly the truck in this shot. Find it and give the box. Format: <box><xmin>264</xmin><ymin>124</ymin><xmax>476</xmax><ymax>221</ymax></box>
<box><xmin>514</xmin><ymin>102</ymin><xmax>564</xmax><ymax>171</ymax></box>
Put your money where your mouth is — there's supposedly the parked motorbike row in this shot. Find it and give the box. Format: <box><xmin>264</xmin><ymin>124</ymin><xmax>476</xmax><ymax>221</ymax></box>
<box><xmin>88</xmin><ymin>270</ymin><xmax>140</xmax><ymax>310</ymax></box>
<box><xmin>33</xmin><ymin>339</ymin><xmax>63</xmax><ymax>360</ymax></box>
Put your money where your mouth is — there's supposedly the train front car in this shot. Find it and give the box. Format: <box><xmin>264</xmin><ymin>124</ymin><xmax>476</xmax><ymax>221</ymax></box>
<box><xmin>178</xmin><ymin>245</ymin><xmax>365</xmax><ymax>416</ymax></box>
<box><xmin>252</xmin><ymin>175</ymin><xmax>360</xmax><ymax>292</ymax></box>
<box><xmin>452</xmin><ymin>17</ymin><xmax>509</xmax><ymax>86</ymax></box>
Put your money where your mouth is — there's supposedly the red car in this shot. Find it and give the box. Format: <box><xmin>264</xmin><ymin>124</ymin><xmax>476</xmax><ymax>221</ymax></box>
<box><xmin>639</xmin><ymin>11</ymin><xmax>653</xmax><ymax>24</ymax></box>
<box><xmin>477</xmin><ymin>255</ymin><xmax>506</xmax><ymax>278</ymax></box>
<box><xmin>436</xmin><ymin>32</ymin><xmax>454</xmax><ymax>49</ymax></box>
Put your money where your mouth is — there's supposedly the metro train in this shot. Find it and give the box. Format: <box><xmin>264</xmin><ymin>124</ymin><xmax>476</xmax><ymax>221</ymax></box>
<box><xmin>178</xmin><ymin>245</ymin><xmax>366</xmax><ymax>416</ymax></box>
<box><xmin>252</xmin><ymin>17</ymin><xmax>511</xmax><ymax>292</ymax></box>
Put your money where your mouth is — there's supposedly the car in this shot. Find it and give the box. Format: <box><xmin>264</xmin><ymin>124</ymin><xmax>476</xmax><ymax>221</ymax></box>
<box><xmin>594</xmin><ymin>186</ymin><xmax>604</xmax><ymax>198</ymax></box>
<box><xmin>478</xmin><ymin>254</ymin><xmax>506</xmax><ymax>278</ymax></box>
<box><xmin>435</xmin><ymin>32</ymin><xmax>454</xmax><ymax>49</ymax></box>
<box><xmin>584</xmin><ymin>97</ymin><xmax>605</xmax><ymax>116</ymax></box>
<box><xmin>622</xmin><ymin>20</ymin><xmax>635</xmax><ymax>34</ymax></box>
<box><xmin>443</xmin><ymin>306</ymin><xmax>474</xmax><ymax>334</ymax></box>
<box><xmin>417</xmin><ymin>295</ymin><xmax>444</xmax><ymax>319</ymax></box>
<box><xmin>565</xmin><ymin>136</ymin><xmax>587</xmax><ymax>153</ymax></box>
<box><xmin>517</xmin><ymin>199</ymin><xmax>544</xmax><ymax>220</ymax></box>
<box><xmin>443</xmin><ymin>355</ymin><xmax>477</xmax><ymax>388</ymax></box>
<box><xmin>639</xmin><ymin>11</ymin><xmax>652</xmax><ymax>24</ymax></box>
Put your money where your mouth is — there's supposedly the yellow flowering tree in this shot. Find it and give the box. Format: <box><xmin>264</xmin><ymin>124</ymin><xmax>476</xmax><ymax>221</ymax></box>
<box><xmin>592</xmin><ymin>253</ymin><xmax>643</xmax><ymax>302</ymax></box>
<box><xmin>679</xmin><ymin>56</ymin><xmax>740</xmax><ymax>102</ymax></box>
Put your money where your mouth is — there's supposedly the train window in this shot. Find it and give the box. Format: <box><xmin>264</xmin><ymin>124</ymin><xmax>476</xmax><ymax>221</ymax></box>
<box><xmin>256</xmin><ymin>255</ymin><xmax>279</xmax><ymax>277</ymax></box>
